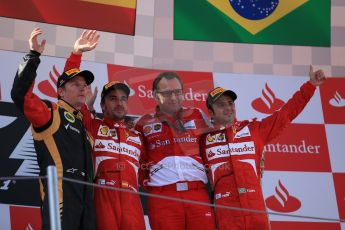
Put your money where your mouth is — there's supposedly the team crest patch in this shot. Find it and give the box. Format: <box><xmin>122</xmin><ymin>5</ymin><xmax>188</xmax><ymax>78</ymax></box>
<box><xmin>109</xmin><ymin>129</ymin><xmax>117</xmax><ymax>138</ymax></box>
<box><xmin>143</xmin><ymin>125</ymin><xmax>152</xmax><ymax>135</ymax></box>
<box><xmin>205</xmin><ymin>133</ymin><xmax>226</xmax><ymax>145</ymax></box>
<box><xmin>154</xmin><ymin>123</ymin><xmax>162</xmax><ymax>131</ymax></box>
<box><xmin>143</xmin><ymin>123</ymin><xmax>162</xmax><ymax>136</ymax></box>
<box><xmin>218</xmin><ymin>133</ymin><xmax>225</xmax><ymax>141</ymax></box>
<box><xmin>64</xmin><ymin>111</ymin><xmax>75</xmax><ymax>123</ymax></box>
<box><xmin>207</xmin><ymin>134</ymin><xmax>215</xmax><ymax>143</ymax></box>
<box><xmin>98</xmin><ymin>125</ymin><xmax>109</xmax><ymax>136</ymax></box>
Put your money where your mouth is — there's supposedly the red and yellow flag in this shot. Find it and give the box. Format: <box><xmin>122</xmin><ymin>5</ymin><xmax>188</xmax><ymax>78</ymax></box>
<box><xmin>0</xmin><ymin>0</ymin><xmax>137</xmax><ymax>35</ymax></box>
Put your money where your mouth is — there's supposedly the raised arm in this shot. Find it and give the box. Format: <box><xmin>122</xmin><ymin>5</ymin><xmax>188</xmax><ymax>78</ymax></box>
<box><xmin>256</xmin><ymin>66</ymin><xmax>326</xmax><ymax>144</ymax></box>
<box><xmin>64</xmin><ymin>30</ymin><xmax>100</xmax><ymax>71</ymax></box>
<box><xmin>11</xmin><ymin>28</ymin><xmax>53</xmax><ymax>128</ymax></box>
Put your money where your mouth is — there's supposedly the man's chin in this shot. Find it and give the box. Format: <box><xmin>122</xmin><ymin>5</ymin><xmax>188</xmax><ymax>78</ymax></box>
<box><xmin>109</xmin><ymin>113</ymin><xmax>126</xmax><ymax>121</ymax></box>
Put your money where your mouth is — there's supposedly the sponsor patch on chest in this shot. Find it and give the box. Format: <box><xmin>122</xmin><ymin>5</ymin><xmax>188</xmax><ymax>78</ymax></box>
<box><xmin>183</xmin><ymin>120</ymin><xmax>196</xmax><ymax>129</ymax></box>
<box><xmin>234</xmin><ymin>126</ymin><xmax>251</xmax><ymax>138</ymax></box>
<box><xmin>205</xmin><ymin>132</ymin><xmax>226</xmax><ymax>145</ymax></box>
<box><xmin>97</xmin><ymin>125</ymin><xmax>118</xmax><ymax>139</ymax></box>
<box><xmin>205</xmin><ymin>141</ymin><xmax>255</xmax><ymax>160</ymax></box>
<box><xmin>143</xmin><ymin>123</ymin><xmax>162</xmax><ymax>136</ymax></box>
<box><xmin>126</xmin><ymin>135</ymin><xmax>141</xmax><ymax>145</ymax></box>
<box><xmin>94</xmin><ymin>139</ymin><xmax>141</xmax><ymax>161</ymax></box>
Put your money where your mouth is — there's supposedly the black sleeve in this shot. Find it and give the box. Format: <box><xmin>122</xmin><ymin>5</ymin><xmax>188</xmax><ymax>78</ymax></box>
<box><xmin>11</xmin><ymin>50</ymin><xmax>41</xmax><ymax>112</ymax></box>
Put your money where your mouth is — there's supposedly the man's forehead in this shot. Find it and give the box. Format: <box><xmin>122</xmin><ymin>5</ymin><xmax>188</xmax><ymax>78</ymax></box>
<box><xmin>70</xmin><ymin>75</ymin><xmax>86</xmax><ymax>82</ymax></box>
<box><xmin>158</xmin><ymin>77</ymin><xmax>182</xmax><ymax>89</ymax></box>
<box><xmin>215</xmin><ymin>94</ymin><xmax>234</xmax><ymax>103</ymax></box>
<box><xmin>106</xmin><ymin>89</ymin><xmax>128</xmax><ymax>97</ymax></box>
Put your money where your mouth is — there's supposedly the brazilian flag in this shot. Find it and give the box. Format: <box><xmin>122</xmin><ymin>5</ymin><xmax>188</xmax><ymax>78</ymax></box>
<box><xmin>174</xmin><ymin>0</ymin><xmax>330</xmax><ymax>46</ymax></box>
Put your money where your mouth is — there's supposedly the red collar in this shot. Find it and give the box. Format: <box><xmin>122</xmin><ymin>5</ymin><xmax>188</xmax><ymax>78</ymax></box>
<box><xmin>103</xmin><ymin>116</ymin><xmax>127</xmax><ymax>129</ymax></box>
<box><xmin>155</xmin><ymin>106</ymin><xmax>185</xmax><ymax>132</ymax></box>
<box><xmin>155</xmin><ymin>106</ymin><xmax>184</xmax><ymax>123</ymax></box>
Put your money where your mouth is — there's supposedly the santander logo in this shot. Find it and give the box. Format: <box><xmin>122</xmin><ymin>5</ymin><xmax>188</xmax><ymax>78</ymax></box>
<box><xmin>37</xmin><ymin>65</ymin><xmax>59</xmax><ymax>98</ymax></box>
<box><xmin>207</xmin><ymin>149</ymin><xmax>216</xmax><ymax>158</ymax></box>
<box><xmin>329</xmin><ymin>91</ymin><xmax>345</xmax><ymax>107</ymax></box>
<box><xmin>266</xmin><ymin>180</ymin><xmax>301</xmax><ymax>212</ymax></box>
<box><xmin>95</xmin><ymin>141</ymin><xmax>105</xmax><ymax>149</ymax></box>
<box><xmin>251</xmin><ymin>83</ymin><xmax>285</xmax><ymax>114</ymax></box>
<box><xmin>123</xmin><ymin>80</ymin><xmax>135</xmax><ymax>97</ymax></box>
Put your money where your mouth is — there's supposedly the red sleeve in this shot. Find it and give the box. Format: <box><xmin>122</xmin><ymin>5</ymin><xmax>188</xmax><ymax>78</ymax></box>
<box><xmin>138</xmin><ymin>145</ymin><xmax>149</xmax><ymax>191</ymax></box>
<box><xmin>64</xmin><ymin>52</ymin><xmax>82</xmax><ymax>71</ymax></box>
<box><xmin>194</xmin><ymin>108</ymin><xmax>212</xmax><ymax>135</ymax></box>
<box><xmin>80</xmin><ymin>104</ymin><xmax>96</xmax><ymax>135</ymax></box>
<box><xmin>256</xmin><ymin>81</ymin><xmax>316</xmax><ymax>144</ymax></box>
<box><xmin>134</xmin><ymin>117</ymin><xmax>150</xmax><ymax>190</ymax></box>
<box><xmin>23</xmin><ymin>83</ymin><xmax>53</xmax><ymax>128</ymax></box>
<box><xmin>199</xmin><ymin>134</ymin><xmax>209</xmax><ymax>167</ymax></box>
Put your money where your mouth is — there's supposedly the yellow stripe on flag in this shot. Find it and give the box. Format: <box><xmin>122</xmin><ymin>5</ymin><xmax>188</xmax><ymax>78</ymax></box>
<box><xmin>81</xmin><ymin>0</ymin><xmax>136</xmax><ymax>9</ymax></box>
<box><xmin>207</xmin><ymin>0</ymin><xmax>309</xmax><ymax>35</ymax></box>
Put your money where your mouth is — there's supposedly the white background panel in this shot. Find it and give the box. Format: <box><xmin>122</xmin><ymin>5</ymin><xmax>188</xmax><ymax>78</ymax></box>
<box><xmin>0</xmin><ymin>50</ymin><xmax>25</xmax><ymax>102</ymax></box>
<box><xmin>325</xmin><ymin>124</ymin><xmax>345</xmax><ymax>172</ymax></box>
<box><xmin>0</xmin><ymin>204</ymin><xmax>11</xmax><ymax>229</ymax></box>
<box><xmin>262</xmin><ymin>171</ymin><xmax>339</xmax><ymax>222</ymax></box>
<box><xmin>212</xmin><ymin>72</ymin><xmax>324</xmax><ymax>124</ymax></box>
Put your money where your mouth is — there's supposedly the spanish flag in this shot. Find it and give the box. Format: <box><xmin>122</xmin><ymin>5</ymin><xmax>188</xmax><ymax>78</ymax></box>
<box><xmin>0</xmin><ymin>0</ymin><xmax>136</xmax><ymax>35</ymax></box>
<box><xmin>174</xmin><ymin>0</ymin><xmax>330</xmax><ymax>46</ymax></box>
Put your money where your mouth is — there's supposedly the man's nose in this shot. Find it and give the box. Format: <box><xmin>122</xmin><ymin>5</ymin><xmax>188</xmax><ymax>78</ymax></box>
<box><xmin>170</xmin><ymin>92</ymin><xmax>178</xmax><ymax>100</ymax></box>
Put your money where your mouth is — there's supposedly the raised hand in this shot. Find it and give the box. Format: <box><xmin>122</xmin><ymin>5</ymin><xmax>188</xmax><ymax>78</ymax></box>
<box><xmin>86</xmin><ymin>85</ymin><xmax>98</xmax><ymax>111</ymax></box>
<box><xmin>73</xmin><ymin>30</ymin><xmax>100</xmax><ymax>54</ymax></box>
<box><xmin>29</xmin><ymin>28</ymin><xmax>46</xmax><ymax>54</ymax></box>
<box><xmin>309</xmin><ymin>65</ymin><xmax>326</xmax><ymax>86</ymax></box>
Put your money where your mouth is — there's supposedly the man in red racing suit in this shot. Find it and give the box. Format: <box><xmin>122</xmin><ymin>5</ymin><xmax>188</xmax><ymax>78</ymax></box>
<box><xmin>135</xmin><ymin>72</ymin><xmax>216</xmax><ymax>230</ymax></box>
<box><xmin>200</xmin><ymin>66</ymin><xmax>326</xmax><ymax>230</ymax></box>
<box><xmin>65</xmin><ymin>30</ymin><xmax>145</xmax><ymax>230</ymax></box>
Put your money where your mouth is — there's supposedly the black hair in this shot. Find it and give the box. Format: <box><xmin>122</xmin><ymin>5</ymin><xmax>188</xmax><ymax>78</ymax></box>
<box><xmin>152</xmin><ymin>72</ymin><xmax>183</xmax><ymax>91</ymax></box>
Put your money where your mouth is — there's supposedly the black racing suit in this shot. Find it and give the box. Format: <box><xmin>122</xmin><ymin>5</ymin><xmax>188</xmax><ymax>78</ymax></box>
<box><xmin>11</xmin><ymin>50</ymin><xmax>96</xmax><ymax>229</ymax></box>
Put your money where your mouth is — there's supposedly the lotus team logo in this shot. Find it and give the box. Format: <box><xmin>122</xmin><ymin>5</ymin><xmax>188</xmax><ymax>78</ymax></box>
<box><xmin>64</xmin><ymin>111</ymin><xmax>75</xmax><ymax>123</ymax></box>
<box><xmin>265</xmin><ymin>180</ymin><xmax>301</xmax><ymax>212</ymax></box>
<box><xmin>251</xmin><ymin>83</ymin><xmax>285</xmax><ymax>114</ymax></box>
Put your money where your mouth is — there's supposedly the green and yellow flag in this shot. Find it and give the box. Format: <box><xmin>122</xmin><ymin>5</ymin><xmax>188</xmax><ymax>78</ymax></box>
<box><xmin>174</xmin><ymin>0</ymin><xmax>330</xmax><ymax>46</ymax></box>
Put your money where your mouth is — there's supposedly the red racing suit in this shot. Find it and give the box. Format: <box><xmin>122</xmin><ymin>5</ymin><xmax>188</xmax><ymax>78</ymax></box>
<box><xmin>200</xmin><ymin>82</ymin><xmax>316</xmax><ymax>230</ymax></box>
<box><xmin>135</xmin><ymin>107</ymin><xmax>216</xmax><ymax>230</ymax></box>
<box><xmin>66</xmin><ymin>53</ymin><xmax>145</xmax><ymax>230</ymax></box>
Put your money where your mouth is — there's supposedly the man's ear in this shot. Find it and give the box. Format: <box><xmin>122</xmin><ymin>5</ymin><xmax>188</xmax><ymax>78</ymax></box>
<box><xmin>208</xmin><ymin>108</ymin><xmax>214</xmax><ymax>117</ymax></box>
<box><xmin>100</xmin><ymin>101</ymin><xmax>105</xmax><ymax>112</ymax></box>
<box><xmin>57</xmin><ymin>87</ymin><xmax>64</xmax><ymax>98</ymax></box>
<box><xmin>153</xmin><ymin>91</ymin><xmax>161</xmax><ymax>104</ymax></box>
